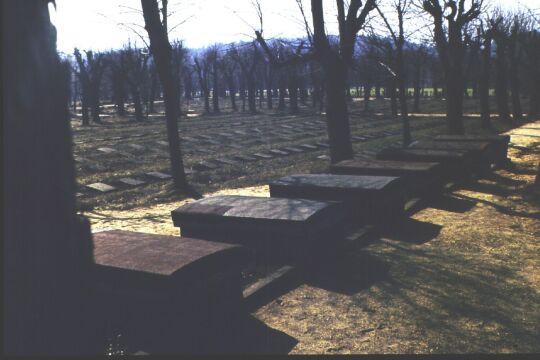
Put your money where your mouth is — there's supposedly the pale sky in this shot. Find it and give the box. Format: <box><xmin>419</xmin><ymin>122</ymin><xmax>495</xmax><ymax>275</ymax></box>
<box><xmin>51</xmin><ymin>0</ymin><xmax>539</xmax><ymax>54</ymax></box>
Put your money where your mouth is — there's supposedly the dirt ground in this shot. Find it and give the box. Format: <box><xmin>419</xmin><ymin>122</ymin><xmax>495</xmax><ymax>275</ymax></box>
<box><xmin>82</xmin><ymin>100</ymin><xmax>539</xmax><ymax>354</ymax></box>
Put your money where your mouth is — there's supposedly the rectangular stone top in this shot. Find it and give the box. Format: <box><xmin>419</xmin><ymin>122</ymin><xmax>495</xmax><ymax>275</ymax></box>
<box><xmin>409</xmin><ymin>140</ymin><xmax>490</xmax><ymax>152</ymax></box>
<box><xmin>93</xmin><ymin>230</ymin><xmax>242</xmax><ymax>277</ymax></box>
<box><xmin>378</xmin><ymin>147</ymin><xmax>469</xmax><ymax>159</ymax></box>
<box><xmin>269</xmin><ymin>174</ymin><xmax>401</xmax><ymax>191</ymax></box>
<box><xmin>172</xmin><ymin>195</ymin><xmax>340</xmax><ymax>223</ymax></box>
<box><xmin>332</xmin><ymin>159</ymin><xmax>440</xmax><ymax>172</ymax></box>
<box><xmin>434</xmin><ymin>134</ymin><xmax>510</xmax><ymax>144</ymax></box>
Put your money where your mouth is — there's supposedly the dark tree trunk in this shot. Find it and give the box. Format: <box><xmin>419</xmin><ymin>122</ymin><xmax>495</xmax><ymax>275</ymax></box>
<box><xmin>130</xmin><ymin>85</ymin><xmax>144</xmax><ymax>121</ymax></box>
<box><xmin>479</xmin><ymin>36</ymin><xmax>492</xmax><ymax>129</ymax></box>
<box><xmin>212</xmin><ymin>64</ymin><xmax>220</xmax><ymax>113</ymax></box>
<box><xmin>247</xmin><ymin>77</ymin><xmax>257</xmax><ymax>113</ymax></box>
<box><xmin>494</xmin><ymin>39</ymin><xmax>512</xmax><ymax>123</ymax></box>
<box><xmin>288</xmin><ymin>70</ymin><xmax>299</xmax><ymax>114</ymax></box>
<box><xmin>509</xmin><ymin>64</ymin><xmax>522</xmax><ymax>122</ymax></box>
<box><xmin>278</xmin><ymin>74</ymin><xmax>286</xmax><ymax>110</ymax></box>
<box><xmin>226</xmin><ymin>75</ymin><xmax>237</xmax><ymax>111</ymax></box>
<box><xmin>445</xmin><ymin>72</ymin><xmax>465</xmax><ymax>134</ymax></box>
<box><xmin>323</xmin><ymin>62</ymin><xmax>354</xmax><ymax>162</ymax></box>
<box><xmin>90</xmin><ymin>86</ymin><xmax>101</xmax><ymax>123</ymax></box>
<box><xmin>141</xmin><ymin>0</ymin><xmax>190</xmax><ymax>192</ymax></box>
<box><xmin>4</xmin><ymin>1</ymin><xmax>96</xmax><ymax>355</ymax></box>
<box><xmin>396</xmin><ymin>47</ymin><xmax>411</xmax><ymax>146</ymax></box>
<box><xmin>363</xmin><ymin>84</ymin><xmax>370</xmax><ymax>111</ymax></box>
<box><xmin>388</xmin><ymin>78</ymin><xmax>398</xmax><ymax>117</ymax></box>
<box><xmin>149</xmin><ymin>69</ymin><xmax>158</xmax><ymax>113</ymax></box>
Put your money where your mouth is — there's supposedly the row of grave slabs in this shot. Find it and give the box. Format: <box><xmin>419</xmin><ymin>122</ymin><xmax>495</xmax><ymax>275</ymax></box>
<box><xmin>76</xmin><ymin>117</ymin><xmax>445</xmax><ymax>197</ymax></box>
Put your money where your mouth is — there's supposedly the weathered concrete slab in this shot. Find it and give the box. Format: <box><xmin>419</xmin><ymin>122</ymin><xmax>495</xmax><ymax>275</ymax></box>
<box><xmin>171</xmin><ymin>195</ymin><xmax>346</xmax><ymax>264</ymax></box>
<box><xmin>252</xmin><ymin>153</ymin><xmax>274</xmax><ymax>159</ymax></box>
<box><xmin>156</xmin><ymin>140</ymin><xmax>169</xmax><ymax>147</ymax></box>
<box><xmin>376</xmin><ymin>147</ymin><xmax>474</xmax><ymax>181</ymax></box>
<box><xmin>299</xmin><ymin>144</ymin><xmax>318</xmax><ymax>150</ymax></box>
<box><xmin>269</xmin><ymin>174</ymin><xmax>406</xmax><ymax>223</ymax></box>
<box><xmin>269</xmin><ymin>149</ymin><xmax>289</xmax><ymax>156</ymax></box>
<box><xmin>119</xmin><ymin>177</ymin><xmax>146</xmax><ymax>186</ymax></box>
<box><xmin>283</xmin><ymin>147</ymin><xmax>305</xmax><ymax>153</ymax></box>
<box><xmin>408</xmin><ymin>140</ymin><xmax>492</xmax><ymax>171</ymax></box>
<box><xmin>128</xmin><ymin>144</ymin><xmax>146</xmax><ymax>151</ymax></box>
<box><xmin>433</xmin><ymin>134</ymin><xmax>510</xmax><ymax>165</ymax></box>
<box><xmin>146</xmin><ymin>171</ymin><xmax>172</xmax><ymax>179</ymax></box>
<box><xmin>86</xmin><ymin>182</ymin><xmax>116</xmax><ymax>192</ymax></box>
<box><xmin>330</xmin><ymin>159</ymin><xmax>444</xmax><ymax>199</ymax></box>
<box><xmin>97</xmin><ymin>147</ymin><xmax>117</xmax><ymax>154</ymax></box>
<box><xmin>92</xmin><ymin>230</ymin><xmax>246</xmax><ymax>351</ymax></box>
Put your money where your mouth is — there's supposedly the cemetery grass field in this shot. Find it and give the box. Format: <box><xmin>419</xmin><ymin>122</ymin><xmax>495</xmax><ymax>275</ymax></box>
<box><xmin>73</xmin><ymin>97</ymin><xmax>540</xmax><ymax>354</ymax></box>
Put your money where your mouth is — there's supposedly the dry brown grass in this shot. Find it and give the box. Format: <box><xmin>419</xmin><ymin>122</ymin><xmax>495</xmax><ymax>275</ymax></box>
<box><xmin>82</xmin><ymin>97</ymin><xmax>539</xmax><ymax>354</ymax></box>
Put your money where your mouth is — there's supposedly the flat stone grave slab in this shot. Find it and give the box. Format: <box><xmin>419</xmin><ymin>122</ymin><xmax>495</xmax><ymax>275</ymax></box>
<box><xmin>315</xmin><ymin>142</ymin><xmax>330</xmax><ymax>148</ymax></box>
<box><xmin>283</xmin><ymin>147</ymin><xmax>305</xmax><ymax>154</ymax></box>
<box><xmin>408</xmin><ymin>140</ymin><xmax>493</xmax><ymax>171</ymax></box>
<box><xmin>128</xmin><ymin>144</ymin><xmax>146</xmax><ymax>151</ymax></box>
<box><xmin>269</xmin><ymin>174</ymin><xmax>406</xmax><ymax>223</ymax></box>
<box><xmin>97</xmin><ymin>147</ymin><xmax>117</xmax><ymax>154</ymax></box>
<box><xmin>330</xmin><ymin>159</ymin><xmax>444</xmax><ymax>199</ymax></box>
<box><xmin>269</xmin><ymin>149</ymin><xmax>289</xmax><ymax>156</ymax></box>
<box><xmin>156</xmin><ymin>140</ymin><xmax>169</xmax><ymax>147</ymax></box>
<box><xmin>86</xmin><ymin>182</ymin><xmax>116</xmax><ymax>192</ymax></box>
<box><xmin>92</xmin><ymin>230</ymin><xmax>246</xmax><ymax>350</ymax></box>
<box><xmin>171</xmin><ymin>195</ymin><xmax>346</xmax><ymax>264</ymax></box>
<box><xmin>119</xmin><ymin>177</ymin><xmax>146</xmax><ymax>186</ymax></box>
<box><xmin>252</xmin><ymin>152</ymin><xmax>274</xmax><ymax>159</ymax></box>
<box><xmin>146</xmin><ymin>171</ymin><xmax>172</xmax><ymax>179</ymax></box>
<box><xmin>299</xmin><ymin>144</ymin><xmax>318</xmax><ymax>150</ymax></box>
<box><xmin>376</xmin><ymin>147</ymin><xmax>474</xmax><ymax>182</ymax></box>
<box><xmin>433</xmin><ymin>134</ymin><xmax>510</xmax><ymax>164</ymax></box>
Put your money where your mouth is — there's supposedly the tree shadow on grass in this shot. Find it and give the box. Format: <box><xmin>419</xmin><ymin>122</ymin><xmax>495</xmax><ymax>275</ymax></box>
<box><xmin>378</xmin><ymin>218</ymin><xmax>442</xmax><ymax>245</ymax></box>
<box><xmin>427</xmin><ymin>194</ymin><xmax>477</xmax><ymax>213</ymax></box>
<box><xmin>358</xmin><ymin>240</ymin><xmax>540</xmax><ymax>353</ymax></box>
<box><xmin>305</xmin><ymin>251</ymin><xmax>390</xmax><ymax>296</ymax></box>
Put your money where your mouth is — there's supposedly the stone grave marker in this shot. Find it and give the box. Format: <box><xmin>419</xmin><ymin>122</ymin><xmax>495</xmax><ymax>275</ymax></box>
<box><xmin>283</xmin><ymin>147</ymin><xmax>305</xmax><ymax>154</ymax></box>
<box><xmin>97</xmin><ymin>147</ymin><xmax>117</xmax><ymax>154</ymax></box>
<box><xmin>118</xmin><ymin>177</ymin><xmax>146</xmax><ymax>186</ymax></box>
<box><xmin>299</xmin><ymin>144</ymin><xmax>318</xmax><ymax>150</ymax></box>
<box><xmin>376</xmin><ymin>147</ymin><xmax>474</xmax><ymax>182</ymax></box>
<box><xmin>171</xmin><ymin>195</ymin><xmax>346</xmax><ymax>264</ymax></box>
<box><xmin>128</xmin><ymin>144</ymin><xmax>146</xmax><ymax>151</ymax></box>
<box><xmin>330</xmin><ymin>159</ymin><xmax>444</xmax><ymax>199</ymax></box>
<box><xmin>252</xmin><ymin>153</ymin><xmax>274</xmax><ymax>160</ymax></box>
<box><xmin>92</xmin><ymin>230</ymin><xmax>246</xmax><ymax>352</ymax></box>
<box><xmin>269</xmin><ymin>174</ymin><xmax>406</xmax><ymax>224</ymax></box>
<box><xmin>146</xmin><ymin>171</ymin><xmax>172</xmax><ymax>179</ymax></box>
<box><xmin>86</xmin><ymin>182</ymin><xmax>116</xmax><ymax>192</ymax></box>
<box><xmin>269</xmin><ymin>149</ymin><xmax>289</xmax><ymax>156</ymax></box>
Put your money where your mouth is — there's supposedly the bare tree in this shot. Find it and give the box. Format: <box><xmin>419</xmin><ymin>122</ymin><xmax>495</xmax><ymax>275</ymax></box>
<box><xmin>74</xmin><ymin>49</ymin><xmax>107</xmax><ymax>125</ymax></box>
<box><xmin>422</xmin><ymin>0</ymin><xmax>483</xmax><ymax>134</ymax></box>
<box><xmin>141</xmin><ymin>0</ymin><xmax>196</xmax><ymax>196</ymax></box>
<box><xmin>193</xmin><ymin>52</ymin><xmax>211</xmax><ymax>113</ymax></box>
<box><xmin>374</xmin><ymin>0</ymin><xmax>413</xmax><ymax>145</ymax></box>
<box><xmin>490</xmin><ymin>14</ymin><xmax>512</xmax><ymax>123</ymax></box>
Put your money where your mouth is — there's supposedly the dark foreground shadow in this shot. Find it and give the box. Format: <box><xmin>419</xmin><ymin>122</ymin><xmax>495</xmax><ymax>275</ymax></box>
<box><xmin>379</xmin><ymin>218</ymin><xmax>442</xmax><ymax>245</ymax></box>
<box><xmin>102</xmin><ymin>312</ymin><xmax>297</xmax><ymax>355</ymax></box>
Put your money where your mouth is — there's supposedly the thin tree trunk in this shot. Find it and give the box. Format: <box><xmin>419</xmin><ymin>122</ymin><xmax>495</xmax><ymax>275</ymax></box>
<box><xmin>141</xmin><ymin>0</ymin><xmax>190</xmax><ymax>192</ymax></box>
